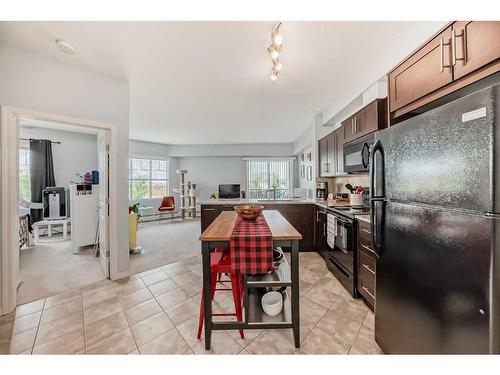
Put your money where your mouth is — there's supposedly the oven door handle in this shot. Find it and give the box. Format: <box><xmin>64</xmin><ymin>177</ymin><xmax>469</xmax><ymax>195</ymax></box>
<box><xmin>337</xmin><ymin>219</ymin><xmax>353</xmax><ymax>226</ymax></box>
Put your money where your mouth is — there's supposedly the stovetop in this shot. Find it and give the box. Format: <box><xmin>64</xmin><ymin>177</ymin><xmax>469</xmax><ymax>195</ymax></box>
<box><xmin>326</xmin><ymin>205</ymin><xmax>370</xmax><ymax>219</ymax></box>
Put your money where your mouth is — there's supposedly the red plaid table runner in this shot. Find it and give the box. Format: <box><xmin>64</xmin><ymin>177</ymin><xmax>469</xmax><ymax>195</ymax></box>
<box><xmin>230</xmin><ymin>214</ymin><xmax>273</xmax><ymax>274</ymax></box>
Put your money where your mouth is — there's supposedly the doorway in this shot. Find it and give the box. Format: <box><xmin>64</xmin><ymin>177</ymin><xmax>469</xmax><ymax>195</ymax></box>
<box><xmin>1</xmin><ymin>107</ymin><xmax>119</xmax><ymax>313</ymax></box>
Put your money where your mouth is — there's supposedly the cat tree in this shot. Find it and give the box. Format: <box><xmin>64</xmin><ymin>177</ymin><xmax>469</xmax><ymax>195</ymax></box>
<box><xmin>173</xmin><ymin>169</ymin><xmax>198</xmax><ymax>219</ymax></box>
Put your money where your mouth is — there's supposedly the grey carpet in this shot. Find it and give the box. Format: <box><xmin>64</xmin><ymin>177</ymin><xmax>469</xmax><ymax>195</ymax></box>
<box><xmin>18</xmin><ymin>235</ymin><xmax>105</xmax><ymax>304</ymax></box>
<box><xmin>129</xmin><ymin>218</ymin><xmax>201</xmax><ymax>275</ymax></box>
<box><xmin>18</xmin><ymin>219</ymin><xmax>201</xmax><ymax>304</ymax></box>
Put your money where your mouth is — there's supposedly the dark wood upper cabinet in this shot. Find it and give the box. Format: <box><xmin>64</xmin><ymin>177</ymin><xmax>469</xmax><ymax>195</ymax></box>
<box><xmin>341</xmin><ymin>115</ymin><xmax>356</xmax><ymax>143</ymax></box>
<box><xmin>388</xmin><ymin>21</ymin><xmax>500</xmax><ymax>122</ymax></box>
<box><xmin>342</xmin><ymin>98</ymin><xmax>387</xmax><ymax>143</ymax></box>
<box><xmin>318</xmin><ymin>127</ymin><xmax>344</xmax><ymax>177</ymax></box>
<box><xmin>334</xmin><ymin>127</ymin><xmax>344</xmax><ymax>174</ymax></box>
<box><xmin>389</xmin><ymin>26</ymin><xmax>453</xmax><ymax>112</ymax></box>
<box><xmin>318</xmin><ymin>136</ymin><xmax>329</xmax><ymax>177</ymax></box>
<box><xmin>453</xmin><ymin>21</ymin><xmax>500</xmax><ymax>80</ymax></box>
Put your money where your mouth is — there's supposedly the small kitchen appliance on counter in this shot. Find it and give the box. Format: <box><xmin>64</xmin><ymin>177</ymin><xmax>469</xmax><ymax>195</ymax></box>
<box><xmin>315</xmin><ymin>182</ymin><xmax>327</xmax><ymax>200</ymax></box>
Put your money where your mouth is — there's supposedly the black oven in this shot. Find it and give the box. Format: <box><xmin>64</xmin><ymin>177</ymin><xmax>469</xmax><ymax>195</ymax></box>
<box><xmin>343</xmin><ymin>133</ymin><xmax>374</xmax><ymax>173</ymax></box>
<box><xmin>324</xmin><ymin>209</ymin><xmax>356</xmax><ymax>296</ymax></box>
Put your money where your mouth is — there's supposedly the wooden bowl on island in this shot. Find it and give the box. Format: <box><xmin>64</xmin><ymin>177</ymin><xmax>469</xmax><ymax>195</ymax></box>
<box><xmin>234</xmin><ymin>205</ymin><xmax>264</xmax><ymax>221</ymax></box>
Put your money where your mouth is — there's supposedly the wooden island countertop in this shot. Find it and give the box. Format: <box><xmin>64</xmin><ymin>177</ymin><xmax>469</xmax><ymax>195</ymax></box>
<box><xmin>199</xmin><ymin>210</ymin><xmax>302</xmax><ymax>242</ymax></box>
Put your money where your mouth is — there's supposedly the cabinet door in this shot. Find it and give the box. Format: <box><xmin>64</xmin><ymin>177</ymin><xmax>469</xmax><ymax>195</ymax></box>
<box><xmin>326</xmin><ymin>131</ymin><xmax>336</xmax><ymax>176</ymax></box>
<box><xmin>342</xmin><ymin>115</ymin><xmax>355</xmax><ymax>143</ymax></box>
<box><xmin>453</xmin><ymin>21</ymin><xmax>500</xmax><ymax>80</ymax></box>
<box><xmin>334</xmin><ymin>127</ymin><xmax>344</xmax><ymax>174</ymax></box>
<box><xmin>201</xmin><ymin>205</ymin><xmax>220</xmax><ymax>232</ymax></box>
<box><xmin>318</xmin><ymin>137</ymin><xmax>329</xmax><ymax>177</ymax></box>
<box><xmin>355</xmin><ymin>101</ymin><xmax>377</xmax><ymax>138</ymax></box>
<box><xmin>389</xmin><ymin>26</ymin><xmax>453</xmax><ymax>112</ymax></box>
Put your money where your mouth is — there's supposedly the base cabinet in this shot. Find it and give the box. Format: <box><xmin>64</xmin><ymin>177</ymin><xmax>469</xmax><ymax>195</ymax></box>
<box><xmin>357</xmin><ymin>220</ymin><xmax>376</xmax><ymax>311</ymax></box>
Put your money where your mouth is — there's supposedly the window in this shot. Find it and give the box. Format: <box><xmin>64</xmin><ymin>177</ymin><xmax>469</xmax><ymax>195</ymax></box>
<box><xmin>246</xmin><ymin>159</ymin><xmax>293</xmax><ymax>199</ymax></box>
<box><xmin>19</xmin><ymin>148</ymin><xmax>31</xmax><ymax>201</ymax></box>
<box><xmin>129</xmin><ymin>158</ymin><xmax>169</xmax><ymax>199</ymax></box>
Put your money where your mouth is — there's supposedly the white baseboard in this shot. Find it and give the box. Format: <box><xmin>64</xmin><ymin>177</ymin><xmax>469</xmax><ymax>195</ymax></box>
<box><xmin>111</xmin><ymin>270</ymin><xmax>131</xmax><ymax>281</ymax></box>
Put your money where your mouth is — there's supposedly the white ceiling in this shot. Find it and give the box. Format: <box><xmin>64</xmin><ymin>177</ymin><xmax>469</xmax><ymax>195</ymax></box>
<box><xmin>0</xmin><ymin>21</ymin><xmax>446</xmax><ymax>145</ymax></box>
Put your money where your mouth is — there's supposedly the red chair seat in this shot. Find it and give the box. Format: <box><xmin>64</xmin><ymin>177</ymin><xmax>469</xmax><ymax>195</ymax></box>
<box><xmin>158</xmin><ymin>207</ymin><xmax>174</xmax><ymax>211</ymax></box>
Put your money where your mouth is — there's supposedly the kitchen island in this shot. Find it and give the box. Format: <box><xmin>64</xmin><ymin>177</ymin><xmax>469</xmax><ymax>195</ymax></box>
<box><xmin>200</xmin><ymin>199</ymin><xmax>316</xmax><ymax>250</ymax></box>
<box><xmin>199</xmin><ymin>210</ymin><xmax>301</xmax><ymax>350</ymax></box>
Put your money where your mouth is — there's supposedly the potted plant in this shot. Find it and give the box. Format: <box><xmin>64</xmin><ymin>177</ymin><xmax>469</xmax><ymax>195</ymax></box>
<box><xmin>129</xmin><ymin>203</ymin><xmax>142</xmax><ymax>254</ymax></box>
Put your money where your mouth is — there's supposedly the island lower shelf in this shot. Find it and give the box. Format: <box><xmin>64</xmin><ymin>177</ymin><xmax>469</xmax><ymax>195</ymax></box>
<box><xmin>245</xmin><ymin>287</ymin><xmax>292</xmax><ymax>327</ymax></box>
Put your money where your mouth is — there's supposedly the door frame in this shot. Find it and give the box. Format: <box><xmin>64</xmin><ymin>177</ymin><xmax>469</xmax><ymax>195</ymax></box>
<box><xmin>1</xmin><ymin>106</ymin><xmax>120</xmax><ymax>314</ymax></box>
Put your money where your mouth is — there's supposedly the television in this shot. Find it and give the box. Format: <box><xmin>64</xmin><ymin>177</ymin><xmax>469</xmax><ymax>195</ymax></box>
<box><xmin>219</xmin><ymin>184</ymin><xmax>241</xmax><ymax>199</ymax></box>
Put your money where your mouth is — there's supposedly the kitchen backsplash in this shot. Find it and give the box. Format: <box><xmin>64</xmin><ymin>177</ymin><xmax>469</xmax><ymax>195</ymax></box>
<box><xmin>317</xmin><ymin>174</ymin><xmax>369</xmax><ymax>195</ymax></box>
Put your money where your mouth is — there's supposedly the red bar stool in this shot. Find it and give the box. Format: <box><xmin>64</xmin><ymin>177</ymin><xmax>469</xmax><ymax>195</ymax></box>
<box><xmin>197</xmin><ymin>249</ymin><xmax>244</xmax><ymax>339</ymax></box>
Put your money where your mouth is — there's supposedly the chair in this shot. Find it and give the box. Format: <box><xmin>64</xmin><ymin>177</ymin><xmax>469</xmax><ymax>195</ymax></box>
<box><xmin>197</xmin><ymin>250</ymin><xmax>244</xmax><ymax>339</ymax></box>
<box><xmin>158</xmin><ymin>196</ymin><xmax>175</xmax><ymax>222</ymax></box>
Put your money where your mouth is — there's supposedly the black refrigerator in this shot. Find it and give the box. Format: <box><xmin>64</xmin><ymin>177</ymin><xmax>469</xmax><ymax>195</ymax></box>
<box><xmin>370</xmin><ymin>74</ymin><xmax>500</xmax><ymax>354</ymax></box>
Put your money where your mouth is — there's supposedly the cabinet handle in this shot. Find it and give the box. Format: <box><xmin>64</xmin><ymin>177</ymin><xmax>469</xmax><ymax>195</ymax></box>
<box><xmin>361</xmin><ymin>228</ymin><xmax>371</xmax><ymax>235</ymax></box>
<box><xmin>203</xmin><ymin>208</ymin><xmax>216</xmax><ymax>211</ymax></box>
<box><xmin>351</xmin><ymin>118</ymin><xmax>354</xmax><ymax>134</ymax></box>
<box><xmin>361</xmin><ymin>244</ymin><xmax>376</xmax><ymax>255</ymax></box>
<box><xmin>440</xmin><ymin>37</ymin><xmax>452</xmax><ymax>72</ymax></box>
<box><xmin>362</xmin><ymin>263</ymin><xmax>375</xmax><ymax>275</ymax></box>
<box><xmin>323</xmin><ymin>222</ymin><xmax>326</xmax><ymax>237</ymax></box>
<box><xmin>354</xmin><ymin>117</ymin><xmax>357</xmax><ymax>133</ymax></box>
<box><xmin>362</xmin><ymin>286</ymin><xmax>375</xmax><ymax>300</ymax></box>
<box><xmin>451</xmin><ymin>28</ymin><xmax>467</xmax><ymax>66</ymax></box>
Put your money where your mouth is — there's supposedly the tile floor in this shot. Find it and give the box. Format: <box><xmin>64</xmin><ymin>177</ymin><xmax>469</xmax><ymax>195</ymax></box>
<box><xmin>0</xmin><ymin>252</ymin><xmax>382</xmax><ymax>354</ymax></box>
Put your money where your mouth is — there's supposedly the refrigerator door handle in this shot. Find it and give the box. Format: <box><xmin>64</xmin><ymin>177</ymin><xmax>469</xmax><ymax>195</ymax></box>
<box><xmin>370</xmin><ymin>198</ymin><xmax>385</xmax><ymax>256</ymax></box>
<box><xmin>369</xmin><ymin>140</ymin><xmax>385</xmax><ymax>198</ymax></box>
<box><xmin>369</xmin><ymin>139</ymin><xmax>385</xmax><ymax>256</ymax></box>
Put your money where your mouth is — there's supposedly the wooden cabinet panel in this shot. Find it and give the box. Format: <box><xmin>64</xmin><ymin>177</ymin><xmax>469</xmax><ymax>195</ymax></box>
<box><xmin>266</xmin><ymin>204</ymin><xmax>315</xmax><ymax>251</ymax></box>
<box><xmin>319</xmin><ymin>131</ymin><xmax>340</xmax><ymax>177</ymax></box>
<box><xmin>201</xmin><ymin>205</ymin><xmax>221</xmax><ymax>232</ymax></box>
<box><xmin>358</xmin><ymin>220</ymin><xmax>371</xmax><ymax>241</ymax></box>
<box><xmin>334</xmin><ymin>127</ymin><xmax>344</xmax><ymax>174</ymax></box>
<box><xmin>358</xmin><ymin>265</ymin><xmax>375</xmax><ymax>309</ymax></box>
<box><xmin>318</xmin><ymin>137</ymin><xmax>329</xmax><ymax>177</ymax></box>
<box><xmin>389</xmin><ymin>22</ymin><xmax>500</xmax><ymax>122</ymax></box>
<box><xmin>342</xmin><ymin>99</ymin><xmax>387</xmax><ymax>144</ymax></box>
<box><xmin>342</xmin><ymin>115</ymin><xmax>355</xmax><ymax>143</ymax></box>
<box><xmin>389</xmin><ymin>26</ymin><xmax>453</xmax><ymax>112</ymax></box>
<box><xmin>326</xmin><ymin>132</ymin><xmax>336</xmax><ymax>177</ymax></box>
<box><xmin>453</xmin><ymin>21</ymin><xmax>500</xmax><ymax>80</ymax></box>
<box><xmin>357</xmin><ymin>220</ymin><xmax>376</xmax><ymax>310</ymax></box>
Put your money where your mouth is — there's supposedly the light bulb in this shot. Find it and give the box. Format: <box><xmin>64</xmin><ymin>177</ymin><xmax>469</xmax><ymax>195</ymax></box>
<box><xmin>270</xmin><ymin>73</ymin><xmax>278</xmax><ymax>81</ymax></box>
<box><xmin>270</xmin><ymin>49</ymin><xmax>279</xmax><ymax>60</ymax></box>
<box><xmin>274</xmin><ymin>34</ymin><xmax>283</xmax><ymax>46</ymax></box>
<box><xmin>275</xmin><ymin>63</ymin><xmax>282</xmax><ymax>71</ymax></box>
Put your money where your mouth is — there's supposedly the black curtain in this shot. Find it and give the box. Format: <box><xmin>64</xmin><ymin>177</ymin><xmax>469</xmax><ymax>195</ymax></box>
<box><xmin>30</xmin><ymin>139</ymin><xmax>56</xmax><ymax>223</ymax></box>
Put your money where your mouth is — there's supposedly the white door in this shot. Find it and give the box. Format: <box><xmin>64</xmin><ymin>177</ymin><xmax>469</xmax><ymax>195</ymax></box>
<box><xmin>97</xmin><ymin>130</ymin><xmax>110</xmax><ymax>278</ymax></box>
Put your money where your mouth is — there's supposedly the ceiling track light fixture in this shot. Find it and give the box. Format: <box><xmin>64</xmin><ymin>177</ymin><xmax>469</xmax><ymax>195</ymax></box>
<box><xmin>268</xmin><ymin>22</ymin><xmax>283</xmax><ymax>81</ymax></box>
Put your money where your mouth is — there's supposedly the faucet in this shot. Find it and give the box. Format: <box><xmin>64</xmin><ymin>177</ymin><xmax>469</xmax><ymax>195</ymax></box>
<box><xmin>267</xmin><ymin>187</ymin><xmax>277</xmax><ymax>200</ymax></box>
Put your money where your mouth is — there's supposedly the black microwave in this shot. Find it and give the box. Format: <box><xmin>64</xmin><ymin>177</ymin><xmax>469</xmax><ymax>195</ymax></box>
<box><xmin>343</xmin><ymin>133</ymin><xmax>374</xmax><ymax>173</ymax></box>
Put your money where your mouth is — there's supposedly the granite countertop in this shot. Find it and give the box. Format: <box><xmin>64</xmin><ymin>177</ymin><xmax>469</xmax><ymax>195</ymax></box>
<box><xmin>200</xmin><ymin>198</ymin><xmax>319</xmax><ymax>205</ymax></box>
